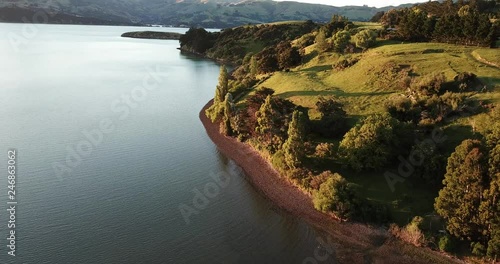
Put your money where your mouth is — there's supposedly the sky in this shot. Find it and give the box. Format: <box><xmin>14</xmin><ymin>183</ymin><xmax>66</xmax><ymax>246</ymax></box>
<box><xmin>273</xmin><ymin>0</ymin><xmax>429</xmax><ymax>8</ymax></box>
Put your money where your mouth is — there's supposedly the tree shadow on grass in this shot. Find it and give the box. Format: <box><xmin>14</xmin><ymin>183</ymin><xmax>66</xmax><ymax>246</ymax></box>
<box><xmin>299</xmin><ymin>65</ymin><xmax>333</xmax><ymax>72</ymax></box>
<box><xmin>278</xmin><ymin>88</ymin><xmax>394</xmax><ymax>99</ymax></box>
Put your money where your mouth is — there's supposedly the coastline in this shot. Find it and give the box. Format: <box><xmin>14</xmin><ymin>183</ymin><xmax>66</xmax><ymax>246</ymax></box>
<box><xmin>200</xmin><ymin>100</ymin><xmax>462</xmax><ymax>264</ymax></box>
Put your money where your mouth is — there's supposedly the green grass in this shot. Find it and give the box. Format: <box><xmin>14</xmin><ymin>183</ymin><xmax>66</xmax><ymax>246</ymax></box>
<box><xmin>258</xmin><ymin>42</ymin><xmax>500</xmax><ymax>118</ymax></box>
<box><xmin>472</xmin><ymin>48</ymin><xmax>500</xmax><ymax>67</ymax></box>
<box><xmin>353</xmin><ymin>21</ymin><xmax>384</xmax><ymax>30</ymax></box>
<box><xmin>252</xmin><ymin>41</ymin><xmax>500</xmax><ymax>225</ymax></box>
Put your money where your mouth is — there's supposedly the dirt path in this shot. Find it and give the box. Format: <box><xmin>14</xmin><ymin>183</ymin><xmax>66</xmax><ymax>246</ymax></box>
<box><xmin>200</xmin><ymin>100</ymin><xmax>462</xmax><ymax>264</ymax></box>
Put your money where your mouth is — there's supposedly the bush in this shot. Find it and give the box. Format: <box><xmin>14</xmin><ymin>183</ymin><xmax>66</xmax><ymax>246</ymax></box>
<box><xmin>438</xmin><ymin>235</ymin><xmax>455</xmax><ymax>252</ymax></box>
<box><xmin>271</xmin><ymin>150</ymin><xmax>287</xmax><ymax>173</ymax></box>
<box><xmin>315</xmin><ymin>142</ymin><xmax>335</xmax><ymax>159</ymax></box>
<box><xmin>471</xmin><ymin>242</ymin><xmax>486</xmax><ymax>256</ymax></box>
<box><xmin>331</xmin><ymin>30</ymin><xmax>351</xmax><ymax>53</ymax></box>
<box><xmin>333</xmin><ymin>57</ymin><xmax>359</xmax><ymax>70</ymax></box>
<box><xmin>313</xmin><ymin>172</ymin><xmax>356</xmax><ymax>219</ymax></box>
<box><xmin>352</xmin><ymin>29</ymin><xmax>377</xmax><ymax>50</ymax></box>
<box><xmin>310</xmin><ymin>170</ymin><xmax>333</xmax><ymax>190</ymax></box>
<box><xmin>390</xmin><ymin>216</ymin><xmax>426</xmax><ymax>247</ymax></box>
<box><xmin>409</xmin><ymin>73</ymin><xmax>446</xmax><ymax>96</ymax></box>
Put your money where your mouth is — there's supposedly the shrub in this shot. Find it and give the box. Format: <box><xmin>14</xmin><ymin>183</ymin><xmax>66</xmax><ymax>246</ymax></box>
<box><xmin>310</xmin><ymin>170</ymin><xmax>333</xmax><ymax>190</ymax></box>
<box><xmin>352</xmin><ymin>29</ymin><xmax>377</xmax><ymax>50</ymax></box>
<box><xmin>313</xmin><ymin>172</ymin><xmax>355</xmax><ymax>219</ymax></box>
<box><xmin>438</xmin><ymin>235</ymin><xmax>455</xmax><ymax>253</ymax></box>
<box><xmin>409</xmin><ymin>73</ymin><xmax>446</xmax><ymax>96</ymax></box>
<box><xmin>315</xmin><ymin>142</ymin><xmax>335</xmax><ymax>159</ymax></box>
<box><xmin>333</xmin><ymin>57</ymin><xmax>359</xmax><ymax>70</ymax></box>
<box><xmin>390</xmin><ymin>216</ymin><xmax>426</xmax><ymax>247</ymax></box>
<box><xmin>271</xmin><ymin>150</ymin><xmax>287</xmax><ymax>173</ymax></box>
<box><xmin>471</xmin><ymin>242</ymin><xmax>486</xmax><ymax>256</ymax></box>
<box><xmin>331</xmin><ymin>30</ymin><xmax>351</xmax><ymax>53</ymax></box>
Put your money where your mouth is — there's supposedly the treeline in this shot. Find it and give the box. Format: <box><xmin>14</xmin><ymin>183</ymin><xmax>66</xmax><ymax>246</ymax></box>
<box><xmin>179</xmin><ymin>21</ymin><xmax>317</xmax><ymax>64</ymax></box>
<box><xmin>376</xmin><ymin>0</ymin><xmax>499</xmax><ymax>47</ymax></box>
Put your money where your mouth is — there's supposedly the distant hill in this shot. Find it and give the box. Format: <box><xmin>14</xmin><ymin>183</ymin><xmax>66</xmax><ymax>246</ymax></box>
<box><xmin>0</xmin><ymin>0</ymin><xmax>412</xmax><ymax>28</ymax></box>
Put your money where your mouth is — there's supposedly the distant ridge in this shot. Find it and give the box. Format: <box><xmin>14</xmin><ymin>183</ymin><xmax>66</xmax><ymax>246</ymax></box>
<box><xmin>0</xmin><ymin>0</ymin><xmax>414</xmax><ymax>27</ymax></box>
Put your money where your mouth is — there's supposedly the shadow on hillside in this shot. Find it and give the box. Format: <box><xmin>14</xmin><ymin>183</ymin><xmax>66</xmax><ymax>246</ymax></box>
<box><xmin>300</xmin><ymin>65</ymin><xmax>332</xmax><ymax>72</ymax></box>
<box><xmin>301</xmin><ymin>50</ymin><xmax>319</xmax><ymax>64</ymax></box>
<box><xmin>278</xmin><ymin>89</ymin><xmax>394</xmax><ymax>98</ymax></box>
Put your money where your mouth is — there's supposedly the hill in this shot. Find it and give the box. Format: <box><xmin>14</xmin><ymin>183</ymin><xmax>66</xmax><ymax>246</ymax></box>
<box><xmin>194</xmin><ymin>1</ymin><xmax>499</xmax><ymax>260</ymax></box>
<box><xmin>0</xmin><ymin>0</ymin><xmax>408</xmax><ymax>27</ymax></box>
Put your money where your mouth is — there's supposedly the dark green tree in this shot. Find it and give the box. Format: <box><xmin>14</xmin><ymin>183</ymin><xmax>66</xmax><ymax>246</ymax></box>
<box><xmin>215</xmin><ymin>65</ymin><xmax>229</xmax><ymax>104</ymax></box>
<box><xmin>276</xmin><ymin>41</ymin><xmax>301</xmax><ymax>70</ymax></box>
<box><xmin>435</xmin><ymin>140</ymin><xmax>490</xmax><ymax>242</ymax></box>
<box><xmin>206</xmin><ymin>65</ymin><xmax>230</xmax><ymax>122</ymax></box>
<box><xmin>282</xmin><ymin>110</ymin><xmax>306</xmax><ymax>169</ymax></box>
<box><xmin>314</xmin><ymin>96</ymin><xmax>347</xmax><ymax>137</ymax></box>
<box><xmin>221</xmin><ymin>93</ymin><xmax>233</xmax><ymax>136</ymax></box>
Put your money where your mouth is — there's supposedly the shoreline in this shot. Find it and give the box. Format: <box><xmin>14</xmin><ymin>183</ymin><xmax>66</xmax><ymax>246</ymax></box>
<box><xmin>200</xmin><ymin>100</ymin><xmax>462</xmax><ymax>264</ymax></box>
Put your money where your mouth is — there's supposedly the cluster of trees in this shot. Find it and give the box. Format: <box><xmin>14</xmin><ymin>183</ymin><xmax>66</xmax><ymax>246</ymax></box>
<box><xmin>386</xmin><ymin>72</ymin><xmax>481</xmax><ymax>127</ymax></box>
<box><xmin>338</xmin><ymin>113</ymin><xmax>413</xmax><ymax>171</ymax></box>
<box><xmin>434</xmin><ymin>119</ymin><xmax>499</xmax><ymax>258</ymax></box>
<box><xmin>180</xmin><ymin>22</ymin><xmax>317</xmax><ymax>65</ymax></box>
<box><xmin>314</xmin><ymin>18</ymin><xmax>378</xmax><ymax>52</ymax></box>
<box><xmin>179</xmin><ymin>27</ymin><xmax>217</xmax><ymax>54</ymax></box>
<box><xmin>249</xmin><ymin>41</ymin><xmax>302</xmax><ymax>74</ymax></box>
<box><xmin>378</xmin><ymin>0</ymin><xmax>498</xmax><ymax>46</ymax></box>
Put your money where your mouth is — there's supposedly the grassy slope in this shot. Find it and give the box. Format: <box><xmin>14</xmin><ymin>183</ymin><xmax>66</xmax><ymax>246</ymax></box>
<box><xmin>256</xmin><ymin>41</ymin><xmax>500</xmax><ymax>225</ymax></box>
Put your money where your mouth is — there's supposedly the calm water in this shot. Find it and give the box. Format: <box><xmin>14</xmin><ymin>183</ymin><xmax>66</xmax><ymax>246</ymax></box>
<box><xmin>0</xmin><ymin>24</ymin><xmax>324</xmax><ymax>264</ymax></box>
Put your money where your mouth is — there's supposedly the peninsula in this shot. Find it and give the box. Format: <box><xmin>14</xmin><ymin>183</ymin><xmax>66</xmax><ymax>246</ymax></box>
<box><xmin>121</xmin><ymin>31</ymin><xmax>182</xmax><ymax>40</ymax></box>
<box><xmin>192</xmin><ymin>1</ymin><xmax>500</xmax><ymax>263</ymax></box>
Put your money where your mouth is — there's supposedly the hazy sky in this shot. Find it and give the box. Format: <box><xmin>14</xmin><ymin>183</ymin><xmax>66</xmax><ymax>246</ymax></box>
<box><xmin>273</xmin><ymin>0</ymin><xmax>428</xmax><ymax>8</ymax></box>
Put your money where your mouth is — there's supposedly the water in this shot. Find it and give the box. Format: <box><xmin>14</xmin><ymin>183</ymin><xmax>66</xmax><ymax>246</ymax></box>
<box><xmin>0</xmin><ymin>24</ymin><xmax>323</xmax><ymax>264</ymax></box>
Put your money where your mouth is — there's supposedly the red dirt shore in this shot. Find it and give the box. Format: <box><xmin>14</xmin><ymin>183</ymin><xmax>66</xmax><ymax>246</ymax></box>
<box><xmin>200</xmin><ymin>100</ymin><xmax>462</xmax><ymax>264</ymax></box>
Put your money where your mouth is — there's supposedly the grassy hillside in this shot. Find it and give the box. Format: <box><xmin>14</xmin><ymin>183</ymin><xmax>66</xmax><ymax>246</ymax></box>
<box><xmin>256</xmin><ymin>41</ymin><xmax>499</xmax><ymax>223</ymax></box>
<box><xmin>262</xmin><ymin>42</ymin><xmax>499</xmax><ymax>117</ymax></box>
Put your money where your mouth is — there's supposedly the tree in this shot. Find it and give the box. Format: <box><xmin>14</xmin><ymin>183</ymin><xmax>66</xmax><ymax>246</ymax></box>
<box><xmin>435</xmin><ymin>140</ymin><xmax>490</xmax><ymax>242</ymax></box>
<box><xmin>249</xmin><ymin>55</ymin><xmax>258</xmax><ymax>77</ymax></box>
<box><xmin>206</xmin><ymin>65</ymin><xmax>230</xmax><ymax>122</ymax></box>
<box><xmin>255</xmin><ymin>46</ymin><xmax>279</xmax><ymax>73</ymax></box>
<box><xmin>352</xmin><ymin>29</ymin><xmax>377</xmax><ymax>50</ymax></box>
<box><xmin>214</xmin><ymin>65</ymin><xmax>229</xmax><ymax>104</ymax></box>
<box><xmin>282</xmin><ymin>110</ymin><xmax>306</xmax><ymax>169</ymax></box>
<box><xmin>220</xmin><ymin>93</ymin><xmax>233</xmax><ymax>136</ymax></box>
<box><xmin>276</xmin><ymin>41</ymin><xmax>301</xmax><ymax>70</ymax></box>
<box><xmin>339</xmin><ymin>113</ymin><xmax>402</xmax><ymax>171</ymax></box>
<box><xmin>314</xmin><ymin>96</ymin><xmax>347</xmax><ymax>137</ymax></box>
<box><xmin>331</xmin><ymin>30</ymin><xmax>351</xmax><ymax>53</ymax></box>
<box><xmin>315</xmin><ymin>28</ymin><xmax>329</xmax><ymax>51</ymax></box>
<box><xmin>313</xmin><ymin>172</ymin><xmax>356</xmax><ymax>219</ymax></box>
